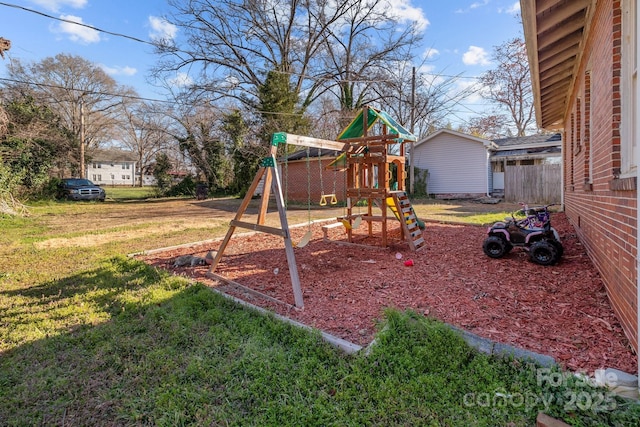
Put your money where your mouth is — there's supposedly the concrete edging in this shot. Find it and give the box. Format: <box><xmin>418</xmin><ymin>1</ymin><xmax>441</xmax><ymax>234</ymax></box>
<box><xmin>129</xmin><ymin>224</ymin><xmax>637</xmax><ymax>397</ymax></box>
<box><xmin>447</xmin><ymin>324</ymin><xmax>557</xmax><ymax>367</ymax></box>
<box><xmin>207</xmin><ymin>284</ymin><xmax>556</xmax><ymax>366</ymax></box>
<box><xmin>209</xmin><ymin>288</ymin><xmax>363</xmax><ymax>354</ymax></box>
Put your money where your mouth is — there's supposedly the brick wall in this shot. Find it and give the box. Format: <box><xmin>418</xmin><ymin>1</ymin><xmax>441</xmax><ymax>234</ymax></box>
<box><xmin>281</xmin><ymin>158</ymin><xmax>347</xmax><ymax>205</ymax></box>
<box><xmin>563</xmin><ymin>0</ymin><xmax>638</xmax><ymax>352</ymax></box>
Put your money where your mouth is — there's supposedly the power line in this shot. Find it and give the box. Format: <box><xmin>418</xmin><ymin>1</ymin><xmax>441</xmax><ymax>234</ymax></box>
<box><xmin>0</xmin><ymin>1</ymin><xmax>155</xmax><ymax>47</ymax></box>
<box><xmin>0</xmin><ymin>1</ymin><xmax>484</xmax><ymax>85</ymax></box>
<box><xmin>0</xmin><ymin>1</ymin><xmax>492</xmax><ymax>126</ymax></box>
<box><xmin>0</xmin><ymin>76</ymin><xmax>169</xmax><ymax>104</ymax></box>
<box><xmin>0</xmin><ymin>76</ymin><xmax>314</xmax><ymax>118</ymax></box>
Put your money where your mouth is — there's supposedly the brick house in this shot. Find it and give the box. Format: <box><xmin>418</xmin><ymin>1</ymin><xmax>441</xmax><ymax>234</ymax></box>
<box><xmin>521</xmin><ymin>0</ymin><xmax>639</xmax><ymax>369</ymax></box>
<box><xmin>280</xmin><ymin>148</ymin><xmax>346</xmax><ymax>205</ymax></box>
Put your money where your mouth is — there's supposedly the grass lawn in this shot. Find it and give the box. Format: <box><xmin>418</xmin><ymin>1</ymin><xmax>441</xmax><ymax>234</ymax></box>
<box><xmin>0</xmin><ymin>196</ymin><xmax>638</xmax><ymax>426</ymax></box>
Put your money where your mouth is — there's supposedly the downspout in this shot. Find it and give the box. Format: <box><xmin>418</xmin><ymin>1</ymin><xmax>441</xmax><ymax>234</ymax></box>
<box><xmin>486</xmin><ymin>150</ymin><xmax>491</xmax><ymax>197</ymax></box>
<box><xmin>636</xmin><ymin>24</ymin><xmax>640</xmax><ymax>389</ymax></box>
<box><xmin>485</xmin><ymin>142</ymin><xmax>494</xmax><ymax>198</ymax></box>
<box><xmin>636</xmin><ymin>106</ymin><xmax>640</xmax><ymax>389</ymax></box>
<box><xmin>561</xmin><ymin>132</ymin><xmax>565</xmax><ymax>209</ymax></box>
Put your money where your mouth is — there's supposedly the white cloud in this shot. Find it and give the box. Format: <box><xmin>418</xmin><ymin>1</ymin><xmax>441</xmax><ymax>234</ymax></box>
<box><xmin>462</xmin><ymin>46</ymin><xmax>490</xmax><ymax>66</ymax></box>
<box><xmin>148</xmin><ymin>16</ymin><xmax>177</xmax><ymax>41</ymax></box>
<box><xmin>455</xmin><ymin>0</ymin><xmax>490</xmax><ymax>14</ymax></box>
<box><xmin>53</xmin><ymin>14</ymin><xmax>101</xmax><ymax>44</ymax></box>
<box><xmin>455</xmin><ymin>78</ymin><xmax>484</xmax><ymax>104</ymax></box>
<box><xmin>169</xmin><ymin>72</ymin><xmax>193</xmax><ymax>87</ymax></box>
<box><xmin>470</xmin><ymin>0</ymin><xmax>490</xmax><ymax>10</ymax></box>
<box><xmin>387</xmin><ymin>0</ymin><xmax>430</xmax><ymax>32</ymax></box>
<box><xmin>419</xmin><ymin>67</ymin><xmax>445</xmax><ymax>87</ymax></box>
<box><xmin>423</xmin><ymin>47</ymin><xmax>439</xmax><ymax>60</ymax></box>
<box><xmin>501</xmin><ymin>2</ymin><xmax>521</xmax><ymax>15</ymax></box>
<box><xmin>31</xmin><ymin>0</ymin><xmax>87</xmax><ymax>12</ymax></box>
<box><xmin>99</xmin><ymin>64</ymin><xmax>137</xmax><ymax>77</ymax></box>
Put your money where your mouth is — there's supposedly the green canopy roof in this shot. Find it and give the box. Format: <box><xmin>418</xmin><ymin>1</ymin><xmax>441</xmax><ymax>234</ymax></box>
<box><xmin>337</xmin><ymin>107</ymin><xmax>416</xmax><ymax>142</ymax></box>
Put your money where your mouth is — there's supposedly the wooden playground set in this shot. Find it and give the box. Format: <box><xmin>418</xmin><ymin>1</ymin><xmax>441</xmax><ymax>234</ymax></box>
<box><xmin>207</xmin><ymin>106</ymin><xmax>425</xmax><ymax>309</ymax></box>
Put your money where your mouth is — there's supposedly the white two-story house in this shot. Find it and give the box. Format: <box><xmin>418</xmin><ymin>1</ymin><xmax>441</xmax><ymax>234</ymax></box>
<box><xmin>86</xmin><ymin>149</ymin><xmax>137</xmax><ymax>186</ymax></box>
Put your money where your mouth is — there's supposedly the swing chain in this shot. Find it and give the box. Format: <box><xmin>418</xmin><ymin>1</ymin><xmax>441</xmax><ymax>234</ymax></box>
<box><xmin>318</xmin><ymin>148</ymin><xmax>325</xmax><ymax>204</ymax></box>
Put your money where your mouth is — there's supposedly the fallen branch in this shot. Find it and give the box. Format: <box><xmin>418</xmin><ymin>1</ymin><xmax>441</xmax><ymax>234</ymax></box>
<box><xmin>0</xmin><ymin>190</ymin><xmax>29</xmax><ymax>217</ymax></box>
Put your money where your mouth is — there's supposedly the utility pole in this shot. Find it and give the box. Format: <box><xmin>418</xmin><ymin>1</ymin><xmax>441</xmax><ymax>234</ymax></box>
<box><xmin>409</xmin><ymin>66</ymin><xmax>416</xmax><ymax>195</ymax></box>
<box><xmin>79</xmin><ymin>97</ymin><xmax>86</xmax><ymax>178</ymax></box>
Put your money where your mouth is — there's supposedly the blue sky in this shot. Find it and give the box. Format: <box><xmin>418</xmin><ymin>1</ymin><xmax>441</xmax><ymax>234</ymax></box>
<box><xmin>0</xmin><ymin>0</ymin><xmax>523</xmax><ymax>125</ymax></box>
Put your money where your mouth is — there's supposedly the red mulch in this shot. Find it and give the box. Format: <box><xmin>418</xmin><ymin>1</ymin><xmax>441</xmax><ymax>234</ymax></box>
<box><xmin>137</xmin><ymin>213</ymin><xmax>636</xmax><ymax>375</ymax></box>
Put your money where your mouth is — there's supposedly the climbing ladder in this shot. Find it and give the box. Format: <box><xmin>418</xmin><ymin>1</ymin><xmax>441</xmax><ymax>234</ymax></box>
<box><xmin>389</xmin><ymin>191</ymin><xmax>426</xmax><ymax>251</ymax></box>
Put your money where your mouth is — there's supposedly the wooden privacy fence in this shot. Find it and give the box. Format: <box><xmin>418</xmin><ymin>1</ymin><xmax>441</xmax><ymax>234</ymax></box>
<box><xmin>504</xmin><ymin>164</ymin><xmax>561</xmax><ymax>204</ymax></box>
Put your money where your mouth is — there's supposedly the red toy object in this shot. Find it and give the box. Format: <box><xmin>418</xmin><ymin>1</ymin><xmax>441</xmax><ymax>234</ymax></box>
<box><xmin>404</xmin><ymin>259</ymin><xmax>414</xmax><ymax>266</ymax></box>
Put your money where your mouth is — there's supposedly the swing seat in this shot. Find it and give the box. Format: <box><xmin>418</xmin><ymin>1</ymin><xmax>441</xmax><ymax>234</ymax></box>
<box><xmin>295</xmin><ymin>230</ymin><xmax>312</xmax><ymax>248</ymax></box>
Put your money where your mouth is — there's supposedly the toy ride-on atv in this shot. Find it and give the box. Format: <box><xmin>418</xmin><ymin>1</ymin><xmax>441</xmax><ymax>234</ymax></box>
<box><xmin>482</xmin><ymin>203</ymin><xmax>563</xmax><ymax>265</ymax></box>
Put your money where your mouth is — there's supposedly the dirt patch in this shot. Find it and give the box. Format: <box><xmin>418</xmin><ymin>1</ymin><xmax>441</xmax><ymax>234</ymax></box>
<box><xmin>137</xmin><ymin>211</ymin><xmax>636</xmax><ymax>375</ymax></box>
<box><xmin>35</xmin><ymin>222</ymin><xmax>228</xmax><ymax>250</ymax></box>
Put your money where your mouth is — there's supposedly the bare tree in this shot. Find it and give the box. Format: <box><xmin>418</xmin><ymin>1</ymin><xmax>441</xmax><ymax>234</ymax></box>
<box><xmin>318</xmin><ymin>0</ymin><xmax>422</xmax><ymax>124</ymax></box>
<box><xmin>155</xmin><ymin>0</ymin><xmax>353</xmax><ymax>111</ymax></box>
<box><xmin>164</xmin><ymin>101</ymin><xmax>234</xmax><ymax>191</ymax></box>
<box><xmin>479</xmin><ymin>38</ymin><xmax>535</xmax><ymax>137</ymax></box>
<box><xmin>120</xmin><ymin>101</ymin><xmax>172</xmax><ymax>186</ymax></box>
<box><xmin>4</xmin><ymin>54</ymin><xmax>134</xmax><ymax>176</ymax></box>
<box><xmin>372</xmin><ymin>63</ymin><xmax>477</xmax><ymax>139</ymax></box>
<box><xmin>155</xmin><ymin>0</ymin><xmax>425</xmax><ymax>133</ymax></box>
<box><xmin>461</xmin><ymin>114</ymin><xmax>510</xmax><ymax>140</ymax></box>
<box><xmin>307</xmin><ymin>95</ymin><xmax>344</xmax><ymax>140</ymax></box>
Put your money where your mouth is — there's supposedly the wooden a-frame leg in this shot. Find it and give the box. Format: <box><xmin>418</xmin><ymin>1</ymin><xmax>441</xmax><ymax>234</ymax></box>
<box><xmin>271</xmin><ymin>163</ymin><xmax>304</xmax><ymax>309</ymax></box>
<box><xmin>258</xmin><ymin>167</ymin><xmax>273</xmax><ymax>225</ymax></box>
<box><xmin>209</xmin><ymin>166</ymin><xmax>267</xmax><ymax>272</ymax></box>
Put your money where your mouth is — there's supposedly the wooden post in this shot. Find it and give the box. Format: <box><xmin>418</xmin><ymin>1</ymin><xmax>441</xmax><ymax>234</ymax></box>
<box><xmin>257</xmin><ymin>169</ymin><xmax>273</xmax><ymax>225</ymax></box>
<box><xmin>208</xmin><ymin>140</ymin><xmax>305</xmax><ymax>308</ymax></box>
<box><xmin>270</xmin><ymin>160</ymin><xmax>304</xmax><ymax>308</ymax></box>
<box><xmin>258</xmin><ymin>145</ymin><xmax>278</xmax><ymax>225</ymax></box>
<box><xmin>208</xmin><ymin>166</ymin><xmax>267</xmax><ymax>271</ymax></box>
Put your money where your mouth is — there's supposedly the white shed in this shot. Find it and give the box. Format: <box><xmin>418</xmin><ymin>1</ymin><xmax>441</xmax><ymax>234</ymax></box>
<box><xmin>412</xmin><ymin>129</ymin><xmax>495</xmax><ymax>198</ymax></box>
